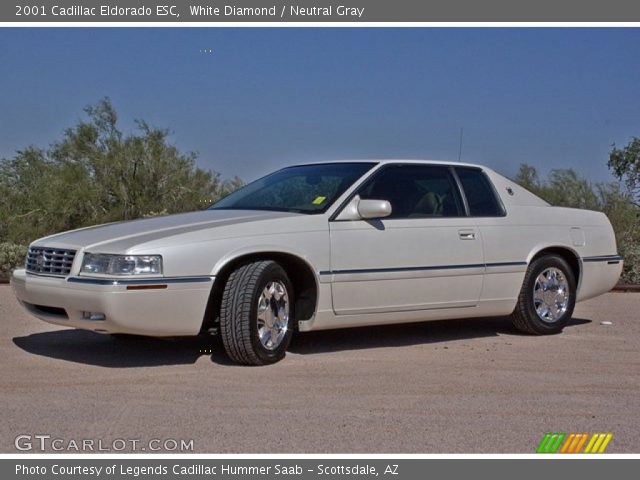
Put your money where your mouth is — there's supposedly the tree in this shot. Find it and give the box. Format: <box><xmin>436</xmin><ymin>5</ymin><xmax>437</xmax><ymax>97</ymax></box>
<box><xmin>0</xmin><ymin>98</ymin><xmax>243</xmax><ymax>245</ymax></box>
<box><xmin>0</xmin><ymin>147</ymin><xmax>65</xmax><ymax>243</ymax></box>
<box><xmin>544</xmin><ymin>169</ymin><xmax>600</xmax><ymax>210</ymax></box>
<box><xmin>513</xmin><ymin>164</ymin><xmax>542</xmax><ymax>195</ymax></box>
<box><xmin>609</xmin><ymin>137</ymin><xmax>640</xmax><ymax>207</ymax></box>
<box><xmin>513</xmin><ymin>164</ymin><xmax>599</xmax><ymax>209</ymax></box>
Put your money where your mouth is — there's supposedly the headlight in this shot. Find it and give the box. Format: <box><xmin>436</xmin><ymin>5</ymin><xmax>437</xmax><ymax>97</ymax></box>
<box><xmin>80</xmin><ymin>254</ymin><xmax>163</xmax><ymax>277</ymax></box>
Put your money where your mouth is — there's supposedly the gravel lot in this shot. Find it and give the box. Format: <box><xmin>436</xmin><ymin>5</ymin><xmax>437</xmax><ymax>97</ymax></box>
<box><xmin>1</xmin><ymin>285</ymin><xmax>638</xmax><ymax>453</ymax></box>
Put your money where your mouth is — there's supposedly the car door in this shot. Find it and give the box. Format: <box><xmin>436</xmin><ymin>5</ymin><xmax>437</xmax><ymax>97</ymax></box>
<box><xmin>329</xmin><ymin>164</ymin><xmax>484</xmax><ymax>315</ymax></box>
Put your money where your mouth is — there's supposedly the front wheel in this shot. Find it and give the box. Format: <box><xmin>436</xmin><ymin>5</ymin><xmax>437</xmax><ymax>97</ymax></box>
<box><xmin>220</xmin><ymin>260</ymin><xmax>294</xmax><ymax>365</ymax></box>
<box><xmin>511</xmin><ymin>255</ymin><xmax>576</xmax><ymax>335</ymax></box>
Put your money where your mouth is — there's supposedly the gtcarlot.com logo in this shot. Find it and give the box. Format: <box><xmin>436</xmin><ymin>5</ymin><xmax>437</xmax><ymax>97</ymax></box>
<box><xmin>14</xmin><ymin>435</ymin><xmax>194</xmax><ymax>452</ymax></box>
<box><xmin>536</xmin><ymin>432</ymin><xmax>613</xmax><ymax>454</ymax></box>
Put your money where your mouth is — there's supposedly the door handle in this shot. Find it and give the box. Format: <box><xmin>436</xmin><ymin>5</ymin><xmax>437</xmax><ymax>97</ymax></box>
<box><xmin>458</xmin><ymin>230</ymin><xmax>476</xmax><ymax>240</ymax></box>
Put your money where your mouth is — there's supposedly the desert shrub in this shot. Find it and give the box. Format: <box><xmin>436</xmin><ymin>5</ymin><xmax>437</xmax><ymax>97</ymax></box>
<box><xmin>0</xmin><ymin>98</ymin><xmax>243</xmax><ymax>246</ymax></box>
<box><xmin>0</xmin><ymin>243</ymin><xmax>27</xmax><ymax>279</ymax></box>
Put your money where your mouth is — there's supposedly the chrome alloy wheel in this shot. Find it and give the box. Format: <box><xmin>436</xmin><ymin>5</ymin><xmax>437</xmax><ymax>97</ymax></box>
<box><xmin>256</xmin><ymin>281</ymin><xmax>290</xmax><ymax>350</ymax></box>
<box><xmin>533</xmin><ymin>267</ymin><xmax>570</xmax><ymax>323</ymax></box>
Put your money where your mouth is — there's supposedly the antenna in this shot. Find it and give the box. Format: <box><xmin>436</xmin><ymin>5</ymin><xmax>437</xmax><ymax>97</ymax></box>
<box><xmin>458</xmin><ymin>127</ymin><xmax>464</xmax><ymax>162</ymax></box>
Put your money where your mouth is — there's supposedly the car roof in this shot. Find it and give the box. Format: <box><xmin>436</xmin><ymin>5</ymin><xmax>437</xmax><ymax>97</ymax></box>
<box><xmin>289</xmin><ymin>159</ymin><xmax>487</xmax><ymax>169</ymax></box>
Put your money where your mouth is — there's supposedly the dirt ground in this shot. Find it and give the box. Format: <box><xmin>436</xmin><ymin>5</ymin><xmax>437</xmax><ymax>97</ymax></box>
<box><xmin>1</xmin><ymin>285</ymin><xmax>638</xmax><ymax>453</ymax></box>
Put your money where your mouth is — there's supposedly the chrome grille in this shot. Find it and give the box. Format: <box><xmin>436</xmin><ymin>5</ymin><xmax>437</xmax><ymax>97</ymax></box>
<box><xmin>25</xmin><ymin>247</ymin><xmax>76</xmax><ymax>276</ymax></box>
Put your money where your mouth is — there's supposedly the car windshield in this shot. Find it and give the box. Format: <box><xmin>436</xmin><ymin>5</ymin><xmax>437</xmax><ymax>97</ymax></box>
<box><xmin>210</xmin><ymin>162</ymin><xmax>376</xmax><ymax>214</ymax></box>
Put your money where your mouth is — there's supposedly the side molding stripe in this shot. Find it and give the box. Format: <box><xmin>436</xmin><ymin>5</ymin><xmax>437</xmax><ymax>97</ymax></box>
<box><xmin>318</xmin><ymin>261</ymin><xmax>527</xmax><ymax>276</ymax></box>
<box><xmin>319</xmin><ymin>254</ymin><xmax>623</xmax><ymax>277</ymax></box>
<box><xmin>67</xmin><ymin>276</ymin><xmax>213</xmax><ymax>286</ymax></box>
<box><xmin>582</xmin><ymin>255</ymin><xmax>623</xmax><ymax>263</ymax></box>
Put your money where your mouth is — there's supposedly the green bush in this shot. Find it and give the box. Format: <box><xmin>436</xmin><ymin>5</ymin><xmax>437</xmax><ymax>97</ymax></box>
<box><xmin>618</xmin><ymin>232</ymin><xmax>640</xmax><ymax>284</ymax></box>
<box><xmin>0</xmin><ymin>243</ymin><xmax>27</xmax><ymax>279</ymax></box>
<box><xmin>0</xmin><ymin>98</ymin><xmax>243</xmax><ymax>245</ymax></box>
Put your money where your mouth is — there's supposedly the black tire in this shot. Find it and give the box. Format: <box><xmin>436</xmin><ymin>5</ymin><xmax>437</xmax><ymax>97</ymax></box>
<box><xmin>110</xmin><ymin>333</ymin><xmax>140</xmax><ymax>340</ymax></box>
<box><xmin>220</xmin><ymin>260</ymin><xmax>295</xmax><ymax>365</ymax></box>
<box><xmin>511</xmin><ymin>254</ymin><xmax>576</xmax><ymax>335</ymax></box>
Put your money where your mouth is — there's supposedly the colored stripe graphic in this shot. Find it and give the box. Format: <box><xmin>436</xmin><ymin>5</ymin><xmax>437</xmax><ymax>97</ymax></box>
<box><xmin>598</xmin><ymin>433</ymin><xmax>613</xmax><ymax>453</ymax></box>
<box><xmin>584</xmin><ymin>433</ymin><xmax>613</xmax><ymax>453</ymax></box>
<box><xmin>536</xmin><ymin>433</ymin><xmax>565</xmax><ymax>453</ymax></box>
<box><xmin>536</xmin><ymin>433</ymin><xmax>551</xmax><ymax>453</ymax></box>
<box><xmin>584</xmin><ymin>434</ymin><xmax>600</xmax><ymax>453</ymax></box>
<box><xmin>537</xmin><ymin>433</ymin><xmax>612</xmax><ymax>453</ymax></box>
<box><xmin>573</xmin><ymin>433</ymin><xmax>590</xmax><ymax>453</ymax></box>
<box><xmin>549</xmin><ymin>433</ymin><xmax>565</xmax><ymax>453</ymax></box>
<box><xmin>560</xmin><ymin>433</ymin><xmax>588</xmax><ymax>453</ymax></box>
<box><xmin>559</xmin><ymin>433</ymin><xmax>575</xmax><ymax>453</ymax></box>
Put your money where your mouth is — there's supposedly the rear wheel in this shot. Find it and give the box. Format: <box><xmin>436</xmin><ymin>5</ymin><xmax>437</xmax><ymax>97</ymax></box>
<box><xmin>511</xmin><ymin>255</ymin><xmax>576</xmax><ymax>335</ymax></box>
<box><xmin>220</xmin><ymin>260</ymin><xmax>294</xmax><ymax>365</ymax></box>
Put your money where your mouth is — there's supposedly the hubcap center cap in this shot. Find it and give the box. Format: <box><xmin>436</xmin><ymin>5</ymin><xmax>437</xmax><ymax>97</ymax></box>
<box><xmin>533</xmin><ymin>267</ymin><xmax>569</xmax><ymax>323</ymax></box>
<box><xmin>256</xmin><ymin>280</ymin><xmax>289</xmax><ymax>350</ymax></box>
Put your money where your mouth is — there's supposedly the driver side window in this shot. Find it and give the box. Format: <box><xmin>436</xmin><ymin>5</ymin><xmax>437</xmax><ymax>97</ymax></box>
<box><xmin>358</xmin><ymin>164</ymin><xmax>464</xmax><ymax>219</ymax></box>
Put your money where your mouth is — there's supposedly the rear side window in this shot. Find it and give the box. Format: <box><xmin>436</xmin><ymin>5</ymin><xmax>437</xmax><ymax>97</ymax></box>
<box><xmin>455</xmin><ymin>168</ymin><xmax>505</xmax><ymax>217</ymax></box>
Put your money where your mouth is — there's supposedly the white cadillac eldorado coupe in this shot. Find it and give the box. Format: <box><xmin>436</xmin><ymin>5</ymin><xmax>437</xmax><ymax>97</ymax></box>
<box><xmin>12</xmin><ymin>160</ymin><xmax>622</xmax><ymax>365</ymax></box>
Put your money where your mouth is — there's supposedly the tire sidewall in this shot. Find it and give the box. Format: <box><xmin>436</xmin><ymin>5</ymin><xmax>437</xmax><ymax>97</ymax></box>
<box><xmin>249</xmin><ymin>262</ymin><xmax>295</xmax><ymax>364</ymax></box>
<box><xmin>523</xmin><ymin>255</ymin><xmax>576</xmax><ymax>334</ymax></box>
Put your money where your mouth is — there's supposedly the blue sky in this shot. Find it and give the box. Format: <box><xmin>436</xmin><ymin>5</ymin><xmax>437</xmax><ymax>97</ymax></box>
<box><xmin>0</xmin><ymin>28</ymin><xmax>638</xmax><ymax>183</ymax></box>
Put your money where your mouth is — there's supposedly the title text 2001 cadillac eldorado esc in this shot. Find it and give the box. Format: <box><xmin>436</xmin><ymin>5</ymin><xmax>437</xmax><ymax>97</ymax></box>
<box><xmin>11</xmin><ymin>160</ymin><xmax>623</xmax><ymax>365</ymax></box>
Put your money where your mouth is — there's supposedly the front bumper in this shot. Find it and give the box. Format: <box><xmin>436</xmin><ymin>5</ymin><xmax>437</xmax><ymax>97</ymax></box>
<box><xmin>10</xmin><ymin>269</ymin><xmax>214</xmax><ymax>336</ymax></box>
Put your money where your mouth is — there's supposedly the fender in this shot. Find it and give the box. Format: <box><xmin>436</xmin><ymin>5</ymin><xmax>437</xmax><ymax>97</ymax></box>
<box><xmin>525</xmin><ymin>242</ymin><xmax>583</xmax><ymax>293</ymax></box>
<box><xmin>525</xmin><ymin>242</ymin><xmax>581</xmax><ymax>264</ymax></box>
<box><xmin>210</xmin><ymin>244</ymin><xmax>321</xmax><ymax>291</ymax></box>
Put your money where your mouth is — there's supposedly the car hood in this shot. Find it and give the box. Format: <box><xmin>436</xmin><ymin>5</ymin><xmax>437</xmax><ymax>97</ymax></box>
<box><xmin>32</xmin><ymin>210</ymin><xmax>302</xmax><ymax>251</ymax></box>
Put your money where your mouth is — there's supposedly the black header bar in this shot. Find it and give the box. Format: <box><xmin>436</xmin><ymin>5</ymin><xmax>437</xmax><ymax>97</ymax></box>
<box><xmin>4</xmin><ymin>1</ymin><xmax>640</xmax><ymax>23</ymax></box>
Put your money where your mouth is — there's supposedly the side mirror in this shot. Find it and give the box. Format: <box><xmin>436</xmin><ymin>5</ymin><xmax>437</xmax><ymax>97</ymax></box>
<box><xmin>357</xmin><ymin>199</ymin><xmax>392</xmax><ymax>219</ymax></box>
<box><xmin>334</xmin><ymin>195</ymin><xmax>393</xmax><ymax>221</ymax></box>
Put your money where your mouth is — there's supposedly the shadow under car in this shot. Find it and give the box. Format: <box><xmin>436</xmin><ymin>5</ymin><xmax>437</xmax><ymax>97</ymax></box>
<box><xmin>12</xmin><ymin>316</ymin><xmax>591</xmax><ymax>367</ymax></box>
